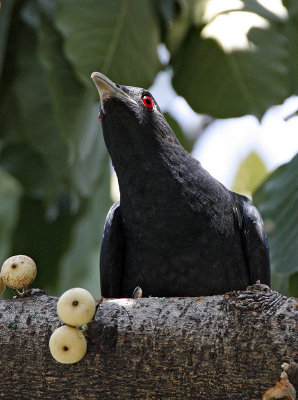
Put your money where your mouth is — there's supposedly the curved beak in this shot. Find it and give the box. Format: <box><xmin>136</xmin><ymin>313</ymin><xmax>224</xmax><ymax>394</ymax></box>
<box><xmin>91</xmin><ymin>72</ymin><xmax>132</xmax><ymax>111</ymax></box>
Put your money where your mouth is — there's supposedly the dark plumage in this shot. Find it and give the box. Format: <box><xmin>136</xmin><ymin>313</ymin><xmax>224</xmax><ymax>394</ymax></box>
<box><xmin>91</xmin><ymin>72</ymin><xmax>270</xmax><ymax>298</ymax></box>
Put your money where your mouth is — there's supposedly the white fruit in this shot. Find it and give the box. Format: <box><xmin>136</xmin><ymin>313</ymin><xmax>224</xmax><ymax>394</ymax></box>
<box><xmin>49</xmin><ymin>325</ymin><xmax>87</xmax><ymax>364</ymax></box>
<box><xmin>0</xmin><ymin>275</ymin><xmax>6</xmax><ymax>295</ymax></box>
<box><xmin>1</xmin><ymin>255</ymin><xmax>37</xmax><ymax>289</ymax></box>
<box><xmin>57</xmin><ymin>288</ymin><xmax>96</xmax><ymax>327</ymax></box>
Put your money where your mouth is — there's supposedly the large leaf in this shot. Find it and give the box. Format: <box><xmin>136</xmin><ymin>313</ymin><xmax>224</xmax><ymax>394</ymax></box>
<box><xmin>253</xmin><ymin>153</ymin><xmax>298</xmax><ymax>296</ymax></box>
<box><xmin>283</xmin><ymin>0</ymin><xmax>298</xmax><ymax>93</ymax></box>
<box><xmin>38</xmin><ymin>13</ymin><xmax>107</xmax><ymax>198</ymax></box>
<box><xmin>0</xmin><ymin>13</ymin><xmax>70</xmax><ymax>193</ymax></box>
<box><xmin>55</xmin><ymin>0</ymin><xmax>161</xmax><ymax>88</ymax></box>
<box><xmin>38</xmin><ymin>12</ymin><xmax>85</xmax><ymax>142</ymax></box>
<box><xmin>172</xmin><ymin>0</ymin><xmax>291</xmax><ymax>119</ymax></box>
<box><xmin>13</xmin><ymin>25</ymin><xmax>69</xmax><ymax>183</ymax></box>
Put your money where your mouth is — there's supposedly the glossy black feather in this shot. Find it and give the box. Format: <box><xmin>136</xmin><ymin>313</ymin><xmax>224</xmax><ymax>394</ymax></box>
<box><xmin>94</xmin><ymin>74</ymin><xmax>270</xmax><ymax>298</ymax></box>
<box><xmin>100</xmin><ymin>202</ymin><xmax>124</xmax><ymax>297</ymax></box>
<box><xmin>232</xmin><ymin>193</ymin><xmax>271</xmax><ymax>285</ymax></box>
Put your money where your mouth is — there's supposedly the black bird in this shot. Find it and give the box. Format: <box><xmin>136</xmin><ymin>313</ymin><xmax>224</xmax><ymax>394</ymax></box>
<box><xmin>91</xmin><ymin>72</ymin><xmax>270</xmax><ymax>298</ymax></box>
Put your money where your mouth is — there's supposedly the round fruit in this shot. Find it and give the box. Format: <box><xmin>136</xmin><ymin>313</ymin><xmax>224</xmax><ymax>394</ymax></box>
<box><xmin>49</xmin><ymin>325</ymin><xmax>87</xmax><ymax>364</ymax></box>
<box><xmin>57</xmin><ymin>288</ymin><xmax>96</xmax><ymax>327</ymax></box>
<box><xmin>1</xmin><ymin>255</ymin><xmax>37</xmax><ymax>289</ymax></box>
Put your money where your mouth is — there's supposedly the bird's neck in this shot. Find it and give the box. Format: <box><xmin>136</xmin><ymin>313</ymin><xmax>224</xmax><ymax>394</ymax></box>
<box><xmin>103</xmin><ymin>115</ymin><xmax>203</xmax><ymax>202</ymax></box>
<box><xmin>113</xmin><ymin>138</ymin><xmax>198</xmax><ymax>204</ymax></box>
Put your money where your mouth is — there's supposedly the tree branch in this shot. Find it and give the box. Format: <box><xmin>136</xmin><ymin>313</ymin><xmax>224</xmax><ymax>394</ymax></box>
<box><xmin>0</xmin><ymin>285</ymin><xmax>297</xmax><ymax>399</ymax></box>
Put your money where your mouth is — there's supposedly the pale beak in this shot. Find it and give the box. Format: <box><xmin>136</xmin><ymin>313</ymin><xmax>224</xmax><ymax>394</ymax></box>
<box><xmin>91</xmin><ymin>72</ymin><xmax>132</xmax><ymax>111</ymax></box>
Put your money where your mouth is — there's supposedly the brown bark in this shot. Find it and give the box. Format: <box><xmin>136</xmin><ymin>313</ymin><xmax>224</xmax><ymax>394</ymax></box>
<box><xmin>0</xmin><ymin>284</ymin><xmax>297</xmax><ymax>400</ymax></box>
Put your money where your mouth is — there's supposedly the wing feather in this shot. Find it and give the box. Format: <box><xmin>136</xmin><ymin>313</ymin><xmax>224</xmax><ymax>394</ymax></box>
<box><xmin>234</xmin><ymin>195</ymin><xmax>270</xmax><ymax>285</ymax></box>
<box><xmin>100</xmin><ymin>202</ymin><xmax>125</xmax><ymax>297</ymax></box>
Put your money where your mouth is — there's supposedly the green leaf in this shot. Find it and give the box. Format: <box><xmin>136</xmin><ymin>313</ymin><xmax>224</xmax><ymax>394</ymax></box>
<box><xmin>14</xmin><ymin>27</ymin><xmax>69</xmax><ymax>181</ymax></box>
<box><xmin>172</xmin><ymin>2</ymin><xmax>291</xmax><ymax>119</ymax></box>
<box><xmin>231</xmin><ymin>151</ymin><xmax>268</xmax><ymax>197</ymax></box>
<box><xmin>38</xmin><ymin>12</ymin><xmax>85</xmax><ymax>142</ymax></box>
<box><xmin>283</xmin><ymin>0</ymin><xmax>298</xmax><ymax>93</ymax></box>
<box><xmin>253</xmin><ymin>153</ymin><xmax>298</xmax><ymax>294</ymax></box>
<box><xmin>0</xmin><ymin>168</ymin><xmax>22</xmax><ymax>262</ymax></box>
<box><xmin>55</xmin><ymin>0</ymin><xmax>161</xmax><ymax>88</ymax></box>
<box><xmin>38</xmin><ymin>13</ymin><xmax>107</xmax><ymax>198</ymax></box>
<box><xmin>0</xmin><ymin>15</ymin><xmax>70</xmax><ymax>189</ymax></box>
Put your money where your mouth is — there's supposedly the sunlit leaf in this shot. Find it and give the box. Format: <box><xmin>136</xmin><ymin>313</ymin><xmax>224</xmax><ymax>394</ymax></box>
<box><xmin>172</xmin><ymin>1</ymin><xmax>291</xmax><ymax>119</ymax></box>
<box><xmin>231</xmin><ymin>151</ymin><xmax>268</xmax><ymax>197</ymax></box>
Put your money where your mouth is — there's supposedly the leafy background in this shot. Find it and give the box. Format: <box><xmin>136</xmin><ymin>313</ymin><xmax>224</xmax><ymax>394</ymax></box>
<box><xmin>0</xmin><ymin>0</ymin><xmax>297</xmax><ymax>297</ymax></box>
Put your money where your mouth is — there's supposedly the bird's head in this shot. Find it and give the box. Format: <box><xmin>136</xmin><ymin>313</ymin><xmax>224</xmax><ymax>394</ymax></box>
<box><xmin>91</xmin><ymin>72</ymin><xmax>180</xmax><ymax>178</ymax></box>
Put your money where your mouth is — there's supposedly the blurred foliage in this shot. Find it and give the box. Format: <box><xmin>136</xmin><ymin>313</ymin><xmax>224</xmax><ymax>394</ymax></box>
<box><xmin>254</xmin><ymin>153</ymin><xmax>298</xmax><ymax>297</ymax></box>
<box><xmin>0</xmin><ymin>0</ymin><xmax>297</xmax><ymax>297</ymax></box>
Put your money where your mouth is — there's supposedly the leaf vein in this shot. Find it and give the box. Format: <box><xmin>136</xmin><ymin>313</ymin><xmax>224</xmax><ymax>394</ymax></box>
<box><xmin>102</xmin><ymin>0</ymin><xmax>131</xmax><ymax>75</ymax></box>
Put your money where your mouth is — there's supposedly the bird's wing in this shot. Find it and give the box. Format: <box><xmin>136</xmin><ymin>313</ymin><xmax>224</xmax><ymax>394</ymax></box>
<box><xmin>100</xmin><ymin>202</ymin><xmax>125</xmax><ymax>297</ymax></box>
<box><xmin>233</xmin><ymin>195</ymin><xmax>271</xmax><ymax>286</ymax></box>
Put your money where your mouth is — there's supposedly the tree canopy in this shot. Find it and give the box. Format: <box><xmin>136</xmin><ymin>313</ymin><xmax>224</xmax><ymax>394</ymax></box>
<box><xmin>0</xmin><ymin>0</ymin><xmax>297</xmax><ymax>297</ymax></box>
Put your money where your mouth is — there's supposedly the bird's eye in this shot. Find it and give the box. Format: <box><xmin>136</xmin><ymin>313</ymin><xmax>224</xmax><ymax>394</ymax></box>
<box><xmin>142</xmin><ymin>96</ymin><xmax>154</xmax><ymax>110</ymax></box>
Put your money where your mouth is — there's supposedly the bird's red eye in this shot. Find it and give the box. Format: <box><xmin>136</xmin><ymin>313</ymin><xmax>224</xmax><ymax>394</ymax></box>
<box><xmin>142</xmin><ymin>96</ymin><xmax>154</xmax><ymax>110</ymax></box>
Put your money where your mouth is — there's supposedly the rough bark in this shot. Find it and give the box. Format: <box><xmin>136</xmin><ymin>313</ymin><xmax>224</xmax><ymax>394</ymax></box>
<box><xmin>0</xmin><ymin>284</ymin><xmax>297</xmax><ymax>400</ymax></box>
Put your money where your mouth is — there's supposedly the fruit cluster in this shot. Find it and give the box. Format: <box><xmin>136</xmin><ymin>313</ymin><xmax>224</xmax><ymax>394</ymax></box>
<box><xmin>1</xmin><ymin>254</ymin><xmax>97</xmax><ymax>365</ymax></box>
<box><xmin>49</xmin><ymin>288</ymin><xmax>96</xmax><ymax>364</ymax></box>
